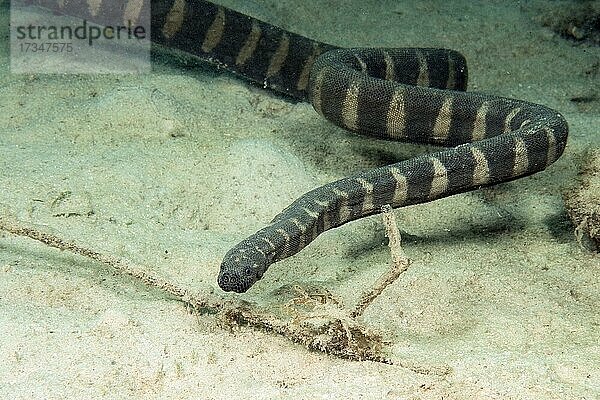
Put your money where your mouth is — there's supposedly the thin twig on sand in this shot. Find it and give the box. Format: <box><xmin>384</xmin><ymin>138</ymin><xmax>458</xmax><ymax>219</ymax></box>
<box><xmin>351</xmin><ymin>205</ymin><xmax>411</xmax><ymax>318</ymax></box>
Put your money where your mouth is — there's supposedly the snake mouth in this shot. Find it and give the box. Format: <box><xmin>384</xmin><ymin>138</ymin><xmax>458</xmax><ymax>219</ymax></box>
<box><xmin>217</xmin><ymin>272</ymin><xmax>244</xmax><ymax>293</ymax></box>
<box><xmin>217</xmin><ymin>269</ymin><xmax>258</xmax><ymax>293</ymax></box>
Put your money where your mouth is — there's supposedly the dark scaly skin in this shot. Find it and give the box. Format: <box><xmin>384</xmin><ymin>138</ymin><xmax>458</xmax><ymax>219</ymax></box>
<box><xmin>217</xmin><ymin>49</ymin><xmax>567</xmax><ymax>292</ymax></box>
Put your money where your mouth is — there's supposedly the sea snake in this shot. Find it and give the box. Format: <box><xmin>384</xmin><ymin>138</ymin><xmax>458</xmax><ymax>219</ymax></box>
<box><xmin>28</xmin><ymin>0</ymin><xmax>569</xmax><ymax>293</ymax></box>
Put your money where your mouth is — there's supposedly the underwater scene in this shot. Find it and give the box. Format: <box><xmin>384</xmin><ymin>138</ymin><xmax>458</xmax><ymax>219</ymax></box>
<box><xmin>0</xmin><ymin>0</ymin><xmax>598</xmax><ymax>398</ymax></box>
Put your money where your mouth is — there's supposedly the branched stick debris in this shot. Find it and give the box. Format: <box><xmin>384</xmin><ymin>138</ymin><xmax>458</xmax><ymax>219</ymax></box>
<box><xmin>351</xmin><ymin>205</ymin><xmax>411</xmax><ymax>318</ymax></box>
<box><xmin>0</xmin><ymin>216</ymin><xmax>387</xmax><ymax>363</ymax></box>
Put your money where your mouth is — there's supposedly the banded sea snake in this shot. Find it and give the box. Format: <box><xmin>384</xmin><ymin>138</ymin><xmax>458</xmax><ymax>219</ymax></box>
<box><xmin>29</xmin><ymin>0</ymin><xmax>569</xmax><ymax>293</ymax></box>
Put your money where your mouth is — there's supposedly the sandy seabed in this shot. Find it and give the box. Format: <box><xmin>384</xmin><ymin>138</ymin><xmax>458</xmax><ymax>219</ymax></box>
<box><xmin>0</xmin><ymin>0</ymin><xmax>598</xmax><ymax>399</ymax></box>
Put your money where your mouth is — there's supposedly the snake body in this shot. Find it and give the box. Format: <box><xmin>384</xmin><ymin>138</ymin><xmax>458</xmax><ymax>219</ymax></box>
<box><xmin>28</xmin><ymin>0</ymin><xmax>569</xmax><ymax>293</ymax></box>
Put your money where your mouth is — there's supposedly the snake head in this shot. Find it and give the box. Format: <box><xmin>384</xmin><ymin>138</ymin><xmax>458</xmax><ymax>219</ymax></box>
<box><xmin>218</xmin><ymin>243</ymin><xmax>271</xmax><ymax>293</ymax></box>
